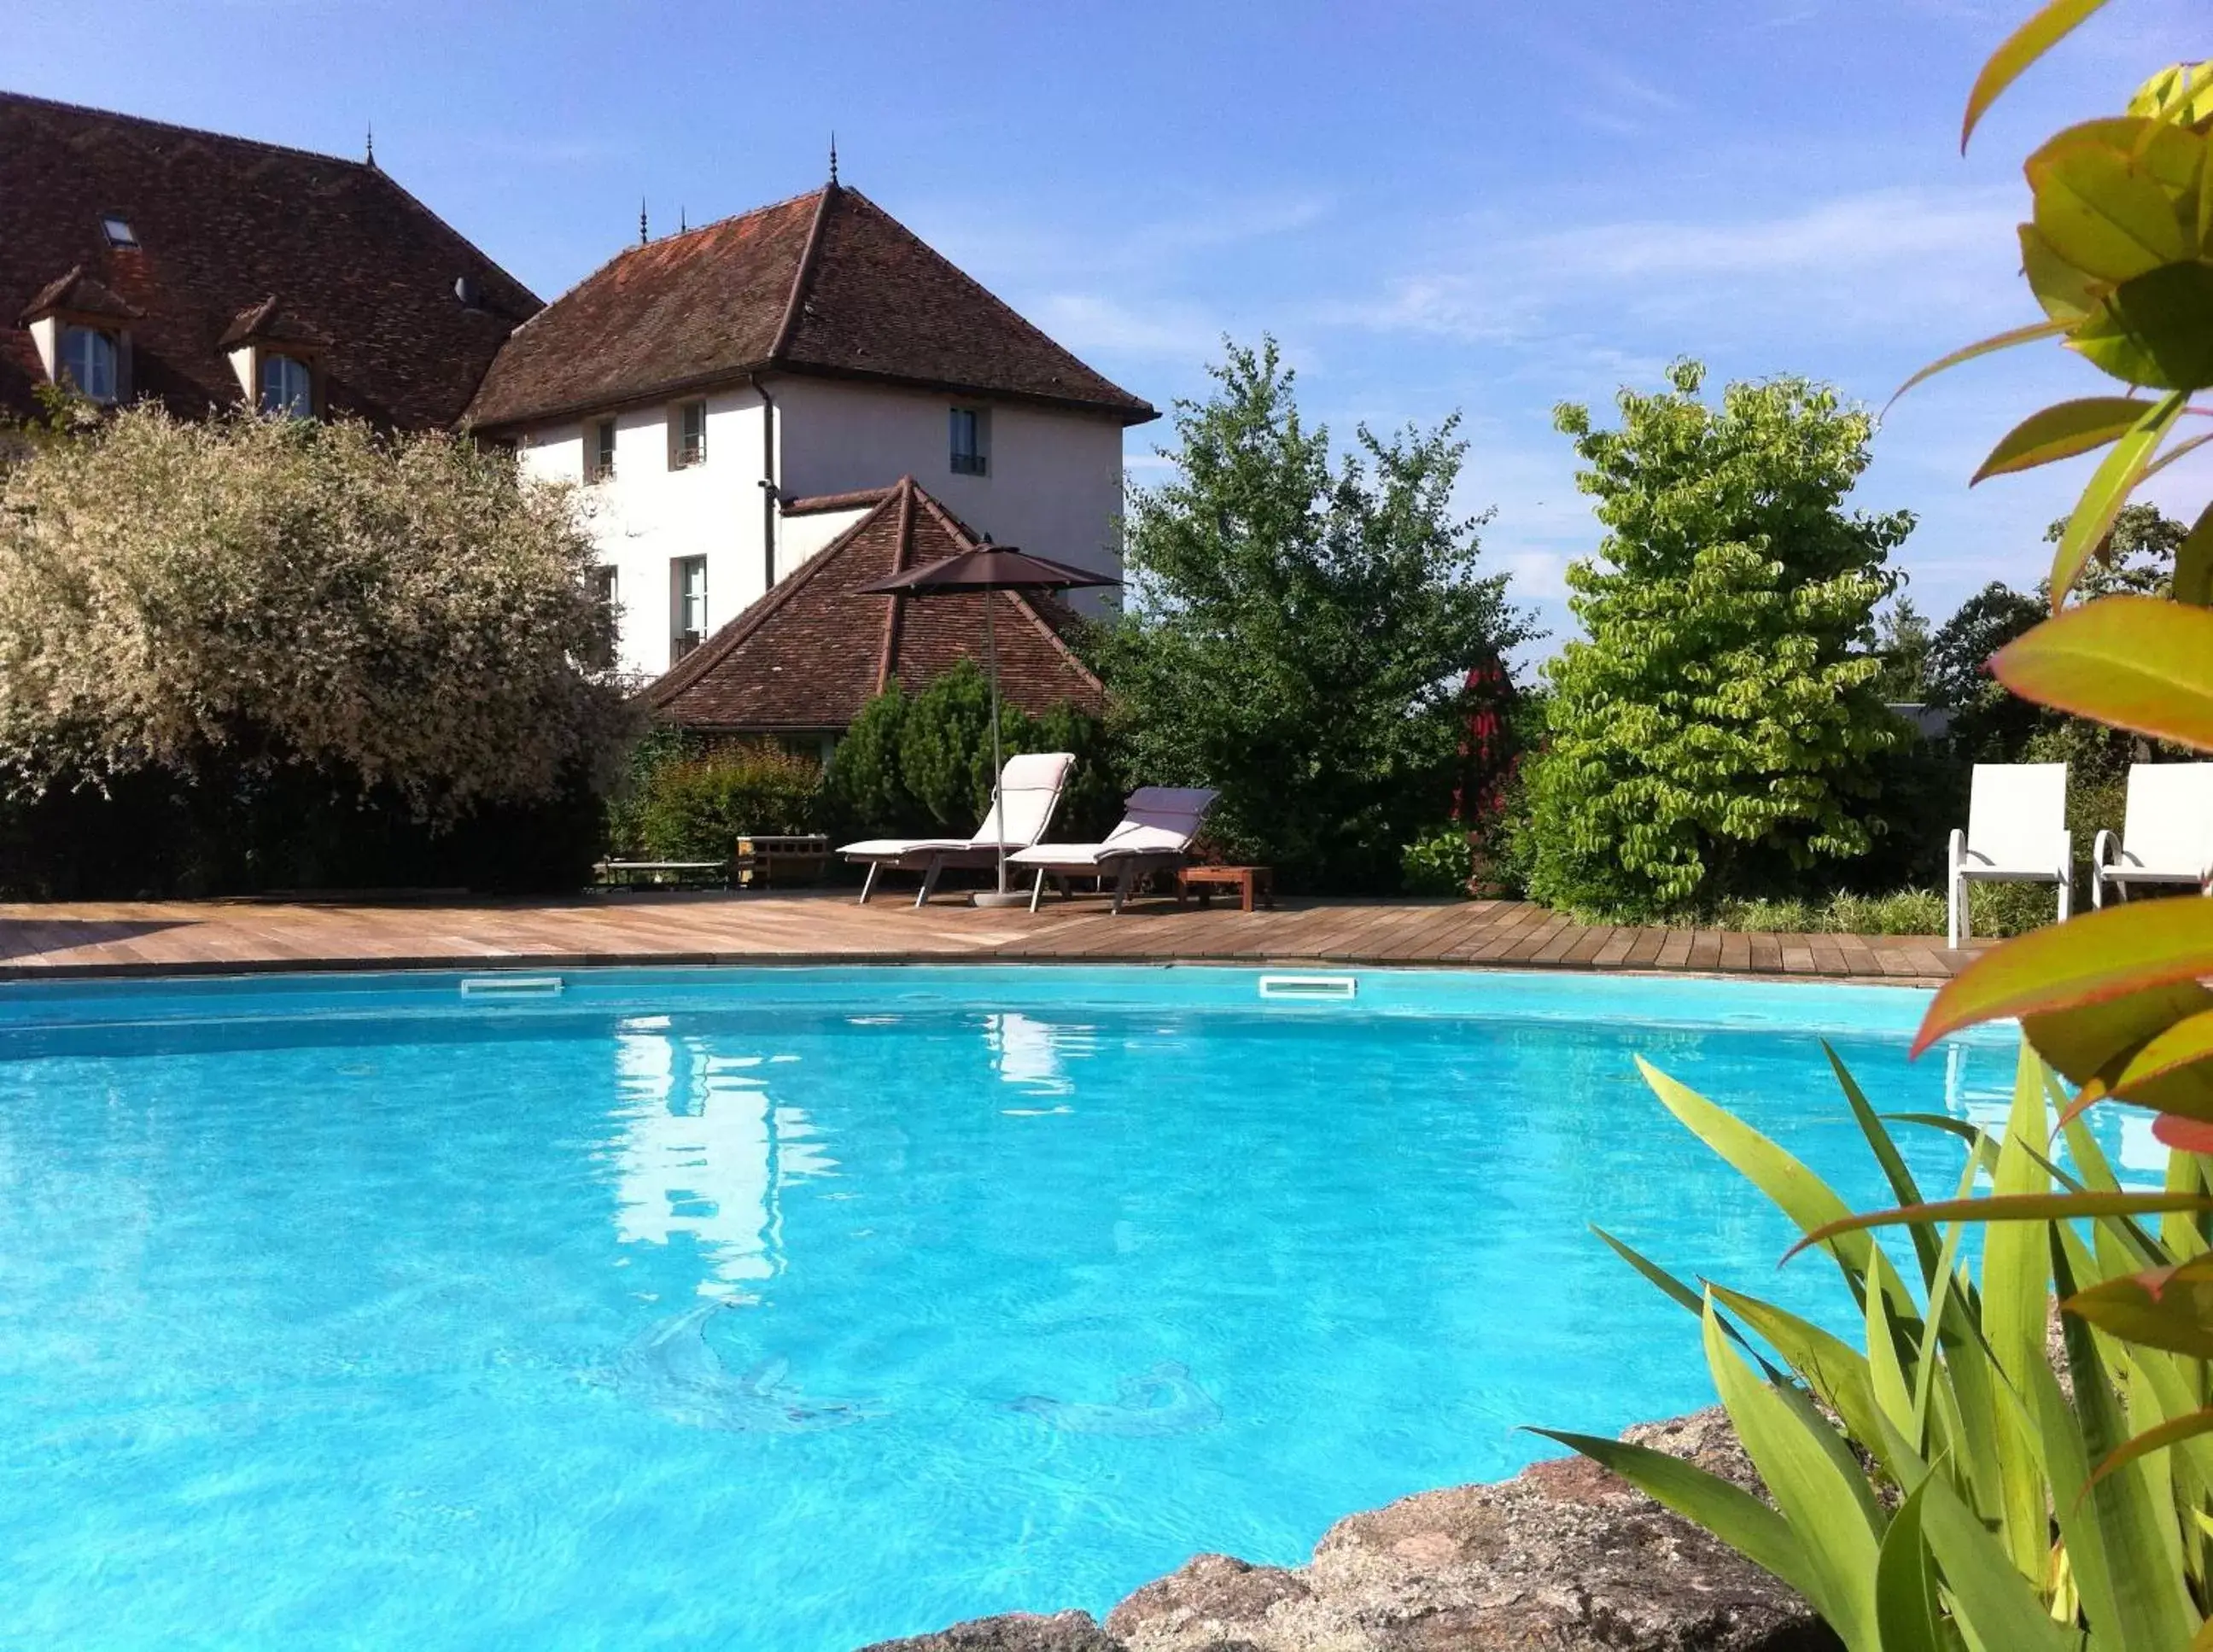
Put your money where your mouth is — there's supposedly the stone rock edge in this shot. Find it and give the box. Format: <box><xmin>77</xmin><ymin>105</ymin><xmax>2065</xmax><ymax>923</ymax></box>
<box><xmin>856</xmin><ymin>1407</ymin><xmax>1838</xmax><ymax>1652</ymax></box>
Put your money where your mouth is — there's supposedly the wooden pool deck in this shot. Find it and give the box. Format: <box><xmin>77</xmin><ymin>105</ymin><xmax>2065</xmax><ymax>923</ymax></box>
<box><xmin>0</xmin><ymin>890</ymin><xmax>1985</xmax><ymax>985</ymax></box>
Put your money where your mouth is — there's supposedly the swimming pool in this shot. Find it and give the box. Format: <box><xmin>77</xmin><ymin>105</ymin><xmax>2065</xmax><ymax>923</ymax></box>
<box><xmin>0</xmin><ymin>965</ymin><xmax>2097</xmax><ymax>1649</ymax></box>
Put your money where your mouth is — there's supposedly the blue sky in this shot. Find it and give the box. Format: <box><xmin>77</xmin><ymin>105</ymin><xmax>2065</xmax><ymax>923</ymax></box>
<box><xmin>11</xmin><ymin>0</ymin><xmax>2208</xmax><ymax>652</ymax></box>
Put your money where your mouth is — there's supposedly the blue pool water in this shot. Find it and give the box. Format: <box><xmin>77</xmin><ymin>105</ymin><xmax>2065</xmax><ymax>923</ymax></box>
<box><xmin>0</xmin><ymin>965</ymin><xmax>2126</xmax><ymax>1649</ymax></box>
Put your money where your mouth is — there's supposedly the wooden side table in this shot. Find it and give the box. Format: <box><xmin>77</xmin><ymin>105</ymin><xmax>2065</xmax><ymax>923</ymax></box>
<box><xmin>1177</xmin><ymin>864</ymin><xmax>1274</xmax><ymax>913</ymax></box>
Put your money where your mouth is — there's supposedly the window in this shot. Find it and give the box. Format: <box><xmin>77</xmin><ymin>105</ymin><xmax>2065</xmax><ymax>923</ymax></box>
<box><xmin>588</xmin><ymin>566</ymin><xmax>620</xmax><ymax>668</ymax></box>
<box><xmin>949</xmin><ymin>406</ymin><xmax>988</xmax><ymax>476</ymax></box>
<box><xmin>672</xmin><ymin>556</ymin><xmax>708</xmax><ymax>660</ymax></box>
<box><xmin>672</xmin><ymin>400</ymin><xmax>706</xmax><ymax>468</ymax></box>
<box><xmin>59</xmin><ymin>326</ymin><xmax>118</xmax><ymax>403</ymax></box>
<box><xmin>101</xmin><ymin>216</ymin><xmax>138</xmax><ymax>249</ymax></box>
<box><xmin>258</xmin><ymin>353</ymin><xmax>312</xmax><ymax>417</ymax></box>
<box><xmin>590</xmin><ymin>418</ymin><xmax>617</xmax><ymax>482</ymax></box>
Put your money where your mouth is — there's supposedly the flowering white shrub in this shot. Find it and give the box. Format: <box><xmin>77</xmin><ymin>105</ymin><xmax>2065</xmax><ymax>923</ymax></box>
<box><xmin>0</xmin><ymin>408</ymin><xmax>634</xmax><ymax>819</ymax></box>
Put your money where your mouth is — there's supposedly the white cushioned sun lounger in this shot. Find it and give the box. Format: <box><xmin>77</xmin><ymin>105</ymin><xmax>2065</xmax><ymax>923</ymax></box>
<box><xmin>1008</xmin><ymin>786</ymin><xmax>1219</xmax><ymax>914</ymax></box>
<box><xmin>840</xmin><ymin>751</ymin><xmax>1073</xmax><ymax>907</ymax></box>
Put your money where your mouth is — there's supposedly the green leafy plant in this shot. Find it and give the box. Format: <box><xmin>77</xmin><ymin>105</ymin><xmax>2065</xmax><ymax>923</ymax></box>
<box><xmin>823</xmin><ymin>660</ymin><xmax>1121</xmax><ymax>842</ymax></box>
<box><xmin>1529</xmin><ymin>362</ymin><xmax>1913</xmax><ymax>920</ymax></box>
<box><xmin>1098</xmin><ymin>337</ymin><xmax>1533</xmax><ymax>892</ymax></box>
<box><xmin>1540</xmin><ymin>12</ymin><xmax>2213</xmax><ymax>1648</ymax></box>
<box><xmin>635</xmin><ymin>743</ymin><xmax>822</xmax><ymax>861</ymax></box>
<box><xmin>1399</xmin><ymin>827</ymin><xmax>1474</xmax><ymax>897</ymax></box>
<box><xmin>1546</xmin><ymin>1044</ymin><xmax>2213</xmax><ymax>1651</ymax></box>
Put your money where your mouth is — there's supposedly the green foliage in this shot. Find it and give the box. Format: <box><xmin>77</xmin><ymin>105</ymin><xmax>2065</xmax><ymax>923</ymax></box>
<box><xmin>634</xmin><ymin>743</ymin><xmax>822</xmax><ymax>861</ymax></box>
<box><xmin>824</xmin><ymin>660</ymin><xmax>1122</xmax><ymax>843</ymax></box>
<box><xmin>1869</xmin><ymin>596</ymin><xmax>1933</xmax><ymax>702</ymax></box>
<box><xmin>1097</xmin><ymin>337</ymin><xmax>1532</xmax><ymax>891</ymax></box>
<box><xmin>1528</xmin><ymin>362</ymin><xmax>1914</xmax><ymax>921</ymax></box>
<box><xmin>1551</xmin><ymin>1047</ymin><xmax>2213</xmax><ymax>1650</ymax></box>
<box><xmin>1399</xmin><ymin>827</ymin><xmax>1474</xmax><ymax>897</ymax></box>
<box><xmin>0</xmin><ymin>406</ymin><xmax>634</xmax><ymax>895</ymax></box>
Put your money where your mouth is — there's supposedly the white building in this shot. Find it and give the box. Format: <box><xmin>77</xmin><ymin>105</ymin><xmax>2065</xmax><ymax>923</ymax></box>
<box><xmin>465</xmin><ymin>180</ymin><xmax>1156</xmax><ymax>682</ymax></box>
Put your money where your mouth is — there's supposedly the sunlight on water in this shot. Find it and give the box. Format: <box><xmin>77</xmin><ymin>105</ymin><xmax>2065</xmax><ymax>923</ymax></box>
<box><xmin>0</xmin><ymin>966</ymin><xmax>2101</xmax><ymax>1649</ymax></box>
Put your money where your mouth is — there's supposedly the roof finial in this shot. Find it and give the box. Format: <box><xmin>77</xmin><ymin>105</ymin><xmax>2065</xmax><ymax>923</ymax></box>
<box><xmin>680</xmin><ymin>205</ymin><xmax>687</xmax><ymax>233</ymax></box>
<box><xmin>639</xmin><ymin>197</ymin><xmax>648</xmax><ymax>245</ymax></box>
<box><xmin>828</xmin><ymin>131</ymin><xmax>838</xmax><ymax>185</ymax></box>
<box><xmin>365</xmin><ymin>121</ymin><xmax>376</xmax><ymax>167</ymax></box>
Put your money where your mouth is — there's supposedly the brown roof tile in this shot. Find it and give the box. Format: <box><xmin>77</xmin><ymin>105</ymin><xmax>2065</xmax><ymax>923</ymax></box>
<box><xmin>0</xmin><ymin>92</ymin><xmax>539</xmax><ymax>427</ymax></box>
<box><xmin>466</xmin><ymin>183</ymin><xmax>1155</xmax><ymax>429</ymax></box>
<box><xmin>645</xmin><ymin>476</ymin><xmax>1106</xmax><ymax>733</ymax></box>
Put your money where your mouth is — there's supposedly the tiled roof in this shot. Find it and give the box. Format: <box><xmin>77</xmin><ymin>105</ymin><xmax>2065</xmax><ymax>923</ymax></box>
<box><xmin>0</xmin><ymin>92</ymin><xmax>540</xmax><ymax>427</ymax></box>
<box><xmin>466</xmin><ymin>183</ymin><xmax>1156</xmax><ymax>429</ymax></box>
<box><xmin>20</xmin><ymin>266</ymin><xmax>141</xmax><ymax>324</ymax></box>
<box><xmin>646</xmin><ymin>476</ymin><xmax>1106</xmax><ymax>733</ymax></box>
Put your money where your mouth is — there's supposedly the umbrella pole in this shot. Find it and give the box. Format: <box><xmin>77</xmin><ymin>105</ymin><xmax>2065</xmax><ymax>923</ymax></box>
<box><xmin>986</xmin><ymin>594</ymin><xmax>1007</xmax><ymax>894</ymax></box>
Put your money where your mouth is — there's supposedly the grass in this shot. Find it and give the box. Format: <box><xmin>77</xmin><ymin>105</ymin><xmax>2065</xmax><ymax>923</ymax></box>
<box><xmin>1707</xmin><ymin>883</ymin><xmax>2064</xmax><ymax>938</ymax></box>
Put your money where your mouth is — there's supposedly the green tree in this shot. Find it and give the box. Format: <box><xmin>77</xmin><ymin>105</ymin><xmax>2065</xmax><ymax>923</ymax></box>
<box><xmin>1528</xmin><ymin>361</ymin><xmax>1913</xmax><ymax>919</ymax></box>
<box><xmin>1869</xmin><ymin>595</ymin><xmax>1932</xmax><ymax>701</ymax></box>
<box><xmin>1099</xmin><ymin>338</ymin><xmax>1532</xmax><ymax>890</ymax></box>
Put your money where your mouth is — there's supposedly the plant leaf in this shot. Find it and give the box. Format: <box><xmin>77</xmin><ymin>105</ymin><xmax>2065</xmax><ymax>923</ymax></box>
<box><xmin>1914</xmin><ymin>889</ymin><xmax>2213</xmax><ymax>1054</ymax></box>
<box><xmin>2090</xmin><ymin>1406</ymin><xmax>2213</xmax><ymax>1490</ymax></box>
<box><xmin>1591</xmin><ymin>1225</ymin><xmax>1785</xmax><ymax>1378</ymax></box>
<box><xmin>1872</xmin><ymin>1479</ymin><xmax>1945</xmax><ymax>1652</ymax></box>
<box><xmin>1825</xmin><ymin>1043</ymin><xmax>1940</xmax><ymax>1282</ymax></box>
<box><xmin>1972</xmin><ymin>396</ymin><xmax>2154</xmax><ymax>482</ymax></box>
<box><xmin>1962</xmin><ymin>0</ymin><xmax>2113</xmax><ymax>150</ymax></box>
<box><xmin>1528</xmin><ymin>1429</ymin><xmax>1819</xmax><ymax>1602</ymax></box>
<box><xmin>1701</xmin><ymin>1301</ymin><xmax>1881</xmax><ymax>1647</ymax></box>
<box><xmin>2029</xmin><ymin>135</ymin><xmax>2193</xmax><ymax>283</ymax></box>
<box><xmin>2047</xmin><ymin>394</ymin><xmax>2187</xmax><ymax>603</ymax></box>
<box><xmin>1781</xmin><ymin>1191</ymin><xmax>2213</xmax><ymax>1264</ymax></box>
<box><xmin>2043</xmin><ymin>1239</ymin><xmax>2205</xmax><ymax>1651</ymax></box>
<box><xmin>2065</xmin><ymin>1253</ymin><xmax>2213</xmax><ymax>1357</ymax></box>
<box><xmin>1639</xmin><ymin>1058</ymin><xmax>1871</xmax><ymax>1285</ymax></box>
<box><xmin>1996</xmin><ymin>594</ymin><xmax>2213</xmax><ymax>747</ymax></box>
<box><xmin>1891</xmin><ymin>318</ymin><xmax>2070</xmax><ymax>408</ymax></box>
<box><xmin>2175</xmin><ymin>500</ymin><xmax>2213</xmax><ymax>606</ymax></box>
<box><xmin>2157</xmin><ymin>1112</ymin><xmax>2213</xmax><ymax>1153</ymax></box>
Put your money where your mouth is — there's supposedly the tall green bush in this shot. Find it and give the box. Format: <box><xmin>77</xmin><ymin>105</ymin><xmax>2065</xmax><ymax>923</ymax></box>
<box><xmin>824</xmin><ymin>659</ymin><xmax>1121</xmax><ymax>842</ymax></box>
<box><xmin>634</xmin><ymin>743</ymin><xmax>822</xmax><ymax>861</ymax></box>
<box><xmin>0</xmin><ymin>406</ymin><xmax>634</xmax><ymax>895</ymax></box>
<box><xmin>1099</xmin><ymin>338</ymin><xmax>1532</xmax><ymax>891</ymax></box>
<box><xmin>1528</xmin><ymin>362</ymin><xmax>1912</xmax><ymax>920</ymax></box>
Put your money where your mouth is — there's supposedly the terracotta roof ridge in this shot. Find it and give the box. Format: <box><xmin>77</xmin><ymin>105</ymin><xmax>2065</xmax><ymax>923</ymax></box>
<box><xmin>1007</xmin><ymin>587</ymin><xmax>1107</xmax><ymax>697</ymax></box>
<box><xmin>874</xmin><ymin>476</ymin><xmax>920</xmax><ymax>692</ymax></box>
<box><xmin>644</xmin><ymin>479</ymin><xmax>908</xmax><ymax>710</ymax></box>
<box><xmin>768</xmin><ymin>182</ymin><xmax>838</xmax><ymax>363</ymax></box>
<box><xmin>906</xmin><ymin>485</ymin><xmax>988</xmax><ymax>552</ymax></box>
<box><xmin>782</xmin><ymin>484</ymin><xmax>893</xmax><ymax>516</ymax></box>
<box><xmin>0</xmin><ymin>90</ymin><xmax>377</xmax><ymax>173</ymax></box>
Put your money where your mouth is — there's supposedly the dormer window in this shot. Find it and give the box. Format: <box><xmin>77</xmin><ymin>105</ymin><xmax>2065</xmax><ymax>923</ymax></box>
<box><xmin>60</xmin><ymin>326</ymin><xmax>119</xmax><ymax>404</ymax></box>
<box><xmin>258</xmin><ymin>353</ymin><xmax>312</xmax><ymax>417</ymax></box>
<box><xmin>101</xmin><ymin>216</ymin><xmax>138</xmax><ymax>249</ymax></box>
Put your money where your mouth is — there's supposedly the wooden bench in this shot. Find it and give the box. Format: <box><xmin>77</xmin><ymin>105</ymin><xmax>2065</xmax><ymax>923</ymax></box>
<box><xmin>596</xmin><ymin>859</ymin><xmax>729</xmax><ymax>890</ymax></box>
<box><xmin>1177</xmin><ymin>864</ymin><xmax>1274</xmax><ymax>913</ymax></box>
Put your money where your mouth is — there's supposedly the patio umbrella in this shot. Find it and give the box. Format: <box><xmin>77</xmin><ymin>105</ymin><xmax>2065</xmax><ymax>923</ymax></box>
<box><xmin>861</xmin><ymin>546</ymin><xmax>1118</xmax><ymax>905</ymax></box>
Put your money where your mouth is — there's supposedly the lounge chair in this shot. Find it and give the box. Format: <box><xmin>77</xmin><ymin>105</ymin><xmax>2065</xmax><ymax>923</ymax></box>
<box><xmin>1009</xmin><ymin>787</ymin><xmax>1219</xmax><ymax>914</ymax></box>
<box><xmin>2092</xmin><ymin>762</ymin><xmax>2213</xmax><ymax>908</ymax></box>
<box><xmin>840</xmin><ymin>751</ymin><xmax>1074</xmax><ymax>907</ymax></box>
<box><xmin>1947</xmin><ymin>762</ymin><xmax>2070</xmax><ymax>949</ymax></box>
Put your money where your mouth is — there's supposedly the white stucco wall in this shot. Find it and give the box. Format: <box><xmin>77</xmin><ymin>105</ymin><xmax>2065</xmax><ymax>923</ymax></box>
<box><xmin>774</xmin><ymin>378</ymin><xmax>1128</xmax><ymax>595</ymax></box>
<box><xmin>519</xmin><ymin>385</ymin><xmax>774</xmax><ymax>680</ymax></box>
<box><xmin>518</xmin><ymin>375</ymin><xmax>1134</xmax><ymax>680</ymax></box>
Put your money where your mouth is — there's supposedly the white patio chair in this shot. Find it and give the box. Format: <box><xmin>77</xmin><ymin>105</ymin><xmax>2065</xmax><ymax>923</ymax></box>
<box><xmin>1947</xmin><ymin>762</ymin><xmax>2070</xmax><ymax>949</ymax></box>
<box><xmin>840</xmin><ymin>751</ymin><xmax>1073</xmax><ymax>908</ymax></box>
<box><xmin>2092</xmin><ymin>762</ymin><xmax>2213</xmax><ymax>908</ymax></box>
<box><xmin>1009</xmin><ymin>786</ymin><xmax>1219</xmax><ymax>914</ymax></box>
